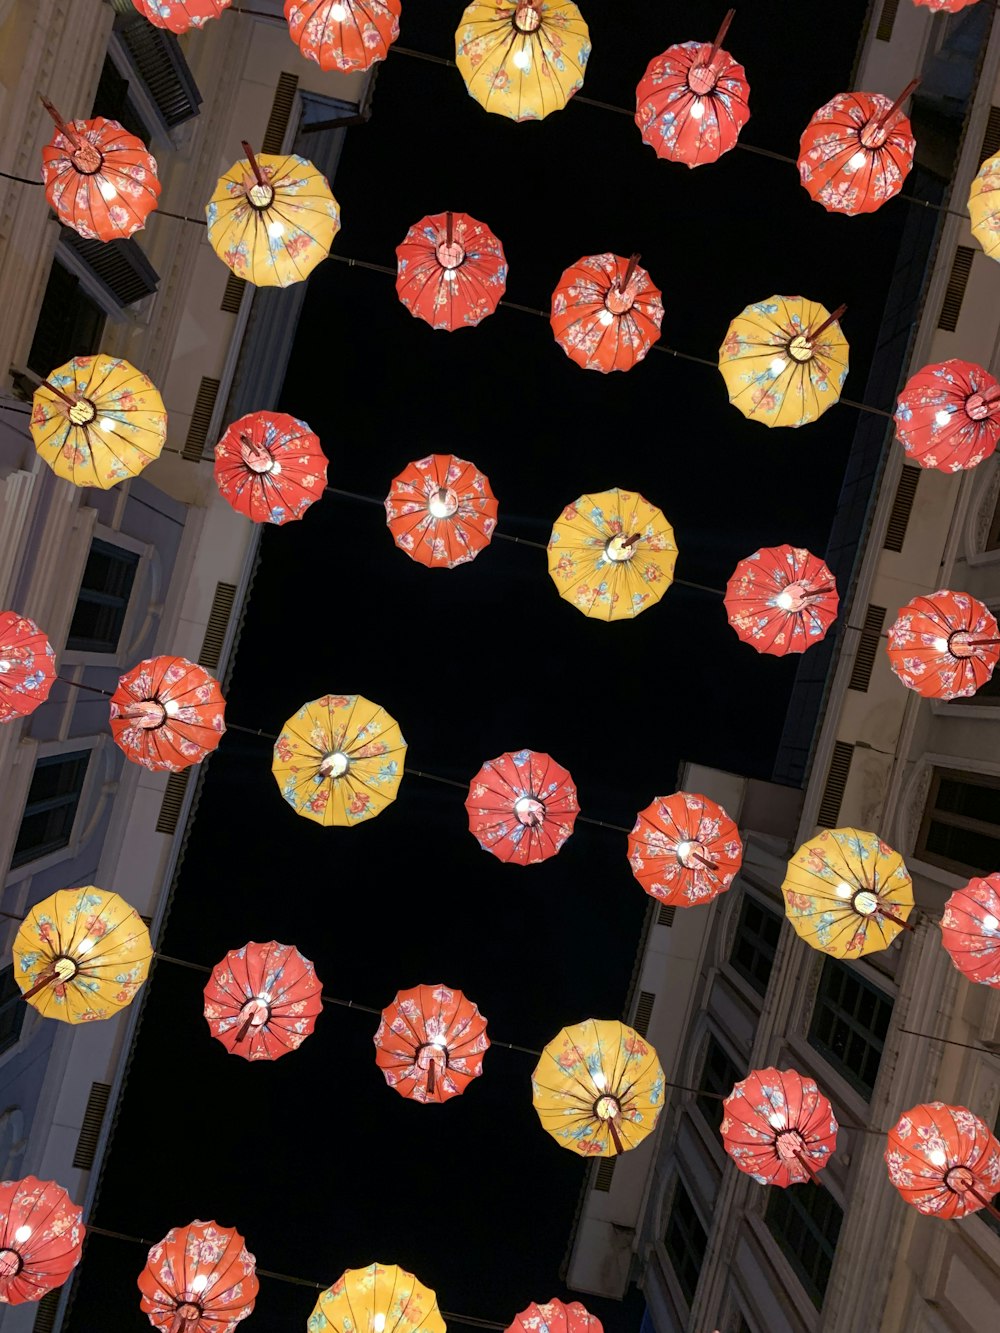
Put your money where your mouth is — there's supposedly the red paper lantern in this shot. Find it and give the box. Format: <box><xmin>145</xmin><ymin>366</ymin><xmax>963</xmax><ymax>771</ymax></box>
<box><xmin>721</xmin><ymin>1068</ymin><xmax>838</xmax><ymax>1186</ymax></box>
<box><xmin>894</xmin><ymin>359</ymin><xmax>1000</xmax><ymax>472</ymax></box>
<box><xmin>131</xmin><ymin>1</ymin><xmax>232</xmax><ymax>32</ymax></box>
<box><xmin>628</xmin><ymin>792</ymin><xmax>743</xmax><ymax>908</ymax></box>
<box><xmin>284</xmin><ymin>0</ymin><xmax>401</xmax><ymax>72</ymax></box>
<box><xmin>214</xmin><ymin>411</ymin><xmax>328</xmax><ymax>526</ymax></box>
<box><xmin>137</xmin><ymin>1220</ymin><xmax>258</xmax><ymax>1330</ymax></box>
<box><xmin>886</xmin><ymin>1103</ymin><xmax>1000</xmax><ymax>1220</ymax></box>
<box><xmin>941</xmin><ymin>875</ymin><xmax>1000</xmax><ymax>987</ymax></box>
<box><xmin>110</xmin><ymin>656</ymin><xmax>226</xmax><ymax>772</ymax></box>
<box><xmin>0</xmin><ymin>612</ymin><xmax>56</xmax><ymax>724</ymax></box>
<box><xmin>725</xmin><ymin>545</ymin><xmax>838</xmax><ymax>655</ymax></box>
<box><xmin>550</xmin><ymin>253</ymin><xmax>662</xmax><ymax>373</ymax></box>
<box><xmin>203</xmin><ymin>942</ymin><xmax>323</xmax><ymax>1061</ymax></box>
<box><xmin>798</xmin><ymin>83</ymin><xmax>917</xmax><ymax>215</ymax></box>
<box><xmin>506</xmin><ymin>1301</ymin><xmax>603</xmax><ymax>1333</ymax></box>
<box><xmin>0</xmin><ymin>1177</ymin><xmax>84</xmax><ymax>1306</ymax></box>
<box><xmin>466</xmin><ymin>750</ymin><xmax>578</xmax><ymax>865</ymax></box>
<box><xmin>385</xmin><ymin>454</ymin><xmax>497</xmax><ymax>568</ymax></box>
<box><xmin>887</xmin><ymin>590</ymin><xmax>999</xmax><ymax>699</ymax></box>
<box><xmin>374</xmin><ymin>983</ymin><xmax>489</xmax><ymax>1102</ymax></box>
<box><xmin>395</xmin><ymin>211</ymin><xmax>507</xmax><ymax>331</ymax></box>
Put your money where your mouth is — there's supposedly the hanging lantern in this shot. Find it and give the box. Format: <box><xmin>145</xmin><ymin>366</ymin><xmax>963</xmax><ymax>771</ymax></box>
<box><xmin>0</xmin><ymin>612</ymin><xmax>55</xmax><ymax>724</ymax></box>
<box><xmin>0</xmin><ymin>1177</ymin><xmax>84</xmax><ymax>1306</ymax></box>
<box><xmin>894</xmin><ymin>359</ymin><xmax>1000</xmax><ymax>471</ymax></box>
<box><xmin>721</xmin><ymin>1068</ymin><xmax>838</xmax><ymax>1186</ymax></box>
<box><xmin>914</xmin><ymin>0</ymin><xmax>982</xmax><ymax>13</ymax></box>
<box><xmin>271</xmin><ymin>694</ymin><xmax>406</xmax><ymax>826</ymax></box>
<box><xmin>547</xmin><ymin>487</ymin><xmax>677</xmax><ymax>620</ymax></box>
<box><xmin>628</xmin><ymin>792</ymin><xmax>742</xmax><ymax>909</ymax></box>
<box><xmin>110</xmin><ymin>656</ymin><xmax>226</xmax><ymax>772</ymax></box>
<box><xmin>214</xmin><ymin>411</ymin><xmax>328</xmax><ymax>525</ymax></box>
<box><xmin>634</xmin><ymin>9</ymin><xmax>750</xmax><ymax>168</ymax></box>
<box><xmin>395</xmin><ymin>211</ymin><xmax>508</xmax><ymax>331</ymax></box>
<box><xmin>31</xmin><ymin>355</ymin><xmax>167</xmax><ymax>489</ymax></box>
<box><xmin>887</xmin><ymin>590</ymin><xmax>999</xmax><ymax>699</ymax></box>
<box><xmin>310</xmin><ymin>1263</ymin><xmax>446</xmax><ymax>1333</ymax></box>
<box><xmin>13</xmin><ymin>887</ymin><xmax>152</xmax><ymax>1023</ymax></box>
<box><xmin>385</xmin><ymin>454</ymin><xmax>498</xmax><ymax>568</ymax></box>
<box><xmin>798</xmin><ymin>81</ymin><xmax>918</xmax><ymax>215</ymax></box>
<box><xmin>969</xmin><ymin>152</ymin><xmax>1000</xmax><ymax>262</ymax></box>
<box><xmin>532</xmin><ymin>1018</ymin><xmax>664</xmax><ymax>1156</ymax></box>
<box><xmin>719</xmin><ymin>296</ymin><xmax>849</xmax><ymax>428</ymax></box>
<box><xmin>284</xmin><ymin>0</ymin><xmax>401</xmax><ymax>71</ymax></box>
<box><xmin>137</xmin><ymin>1220</ymin><xmax>258</xmax><ymax>1331</ymax></box>
<box><xmin>455</xmin><ymin>1</ymin><xmax>591</xmax><ymax>122</ymax></box>
<box><xmin>940</xmin><ymin>875</ymin><xmax>1000</xmax><ymax>988</ymax></box>
<box><xmin>40</xmin><ymin>98</ymin><xmax>161</xmax><ymax>241</ymax></box>
<box><xmin>374</xmin><ymin>983</ymin><xmax>490</xmax><ymax>1102</ymax></box>
<box><xmin>550</xmin><ymin>253</ymin><xmax>663</xmax><ymax>374</ymax></box>
<box><xmin>131</xmin><ymin>1</ymin><xmax>232</xmax><ymax>31</ymax></box>
<box><xmin>506</xmin><ymin>1301</ymin><xmax>603</xmax><ymax>1333</ymax></box>
<box><xmin>203</xmin><ymin>941</ymin><xmax>323</xmax><ymax>1061</ymax></box>
<box><xmin>885</xmin><ymin>1103</ymin><xmax>1000</xmax><ymax>1220</ymax></box>
<box><xmin>725</xmin><ymin>545</ymin><xmax>839</xmax><ymax>655</ymax></box>
<box><xmin>782</xmin><ymin>828</ymin><xmax>913</xmax><ymax>958</ymax></box>
<box><xmin>465</xmin><ymin>749</ymin><xmax>578</xmax><ymax>865</ymax></box>
<box><xmin>206</xmin><ymin>142</ymin><xmax>340</xmax><ymax>287</ymax></box>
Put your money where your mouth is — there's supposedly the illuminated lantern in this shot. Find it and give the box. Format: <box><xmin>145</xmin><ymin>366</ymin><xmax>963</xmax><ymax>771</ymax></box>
<box><xmin>310</xmin><ymin>1263</ymin><xmax>445</xmax><ymax>1333</ymax></box>
<box><xmin>131</xmin><ymin>1</ymin><xmax>232</xmax><ymax>32</ymax></box>
<box><xmin>940</xmin><ymin>875</ymin><xmax>1000</xmax><ymax>987</ymax></box>
<box><xmin>886</xmin><ymin>1103</ymin><xmax>1000</xmax><ymax>1220</ymax></box>
<box><xmin>550</xmin><ymin>253</ymin><xmax>662</xmax><ymax>374</ymax></box>
<box><xmin>0</xmin><ymin>613</ymin><xmax>55</xmax><ymax>724</ymax></box>
<box><xmin>725</xmin><ymin>545</ymin><xmax>838</xmax><ymax>655</ymax></box>
<box><xmin>506</xmin><ymin>1302</ymin><xmax>602</xmax><ymax>1333</ymax></box>
<box><xmin>466</xmin><ymin>750</ymin><xmax>577</xmax><ymax>865</ymax></box>
<box><xmin>0</xmin><ymin>1177</ymin><xmax>84</xmax><ymax>1306</ymax></box>
<box><xmin>887</xmin><ymin>590</ymin><xmax>999</xmax><ymax>699</ymax></box>
<box><xmin>722</xmin><ymin>1068</ymin><xmax>838</xmax><ymax>1185</ymax></box>
<box><xmin>628</xmin><ymin>792</ymin><xmax>742</xmax><ymax>908</ymax></box>
<box><xmin>374</xmin><ymin>983</ymin><xmax>489</xmax><ymax>1101</ymax></box>
<box><xmin>385</xmin><ymin>454</ymin><xmax>497</xmax><ymax>568</ymax></box>
<box><xmin>894</xmin><ymin>360</ymin><xmax>1000</xmax><ymax>472</ymax></box>
<box><xmin>798</xmin><ymin>81</ymin><xmax>917</xmax><ymax>215</ymax></box>
<box><xmin>395</xmin><ymin>211</ymin><xmax>507</xmax><ymax>331</ymax></box>
<box><xmin>137</xmin><ymin>1220</ymin><xmax>258</xmax><ymax>1330</ymax></box>
<box><xmin>203</xmin><ymin>942</ymin><xmax>323</xmax><ymax>1061</ymax></box>
<box><xmin>214</xmin><ymin>411</ymin><xmax>328</xmax><ymax>525</ymax></box>
<box><xmin>969</xmin><ymin>151</ymin><xmax>1000</xmax><ymax>262</ymax></box>
<box><xmin>284</xmin><ymin>0</ymin><xmax>401</xmax><ymax>71</ymax></box>
<box><xmin>110</xmin><ymin>656</ymin><xmax>226</xmax><ymax>772</ymax></box>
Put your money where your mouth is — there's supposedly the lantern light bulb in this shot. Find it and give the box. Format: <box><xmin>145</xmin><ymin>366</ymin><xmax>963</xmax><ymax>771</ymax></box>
<box><xmin>13</xmin><ymin>1225</ymin><xmax>31</xmax><ymax>1244</ymax></box>
<box><xmin>775</xmin><ymin>590</ymin><xmax>794</xmax><ymax>611</ymax></box>
<box><xmin>77</xmin><ymin>938</ymin><xmax>95</xmax><ymax>955</ymax></box>
<box><xmin>267</xmin><ymin>221</ymin><xmax>285</xmax><ymax>239</ymax></box>
<box><xmin>933</xmin><ymin>637</ymin><xmax>949</xmax><ymax>653</ymax></box>
<box><xmin>769</xmin><ymin>357</ymin><xmax>786</xmax><ymax>376</ymax></box>
<box><xmin>983</xmin><ymin>913</ymin><xmax>999</xmax><ymax>931</ymax></box>
<box><xmin>690</xmin><ymin>100</ymin><xmax>705</xmax><ymax>120</ymax></box>
<box><xmin>835</xmin><ymin>881</ymin><xmax>853</xmax><ymax>900</ymax></box>
<box><xmin>848</xmin><ymin>151</ymin><xmax>867</xmax><ymax>171</ymax></box>
<box><xmin>928</xmin><ymin>1148</ymin><xmax>947</xmax><ymax>1168</ymax></box>
<box><xmin>374</xmin><ymin>1315</ymin><xmax>386</xmax><ymax>1333</ymax></box>
<box><xmin>512</xmin><ymin>49</ymin><xmax>532</xmax><ymax>71</ymax></box>
<box><xmin>598</xmin><ymin>309</ymin><xmax>614</xmax><ymax>326</ymax></box>
<box><xmin>164</xmin><ymin>698</ymin><xmax>180</xmax><ymax>717</ymax></box>
<box><xmin>593</xmin><ymin>1069</ymin><xmax>607</xmax><ymax>1091</ymax></box>
<box><xmin>429</xmin><ymin>494</ymin><xmax>452</xmax><ymax>519</ymax></box>
<box><xmin>98</xmin><ymin>178</ymin><xmax>118</xmax><ymax>201</ymax></box>
<box><xmin>934</xmin><ymin>409</ymin><xmax>951</xmax><ymax>427</ymax></box>
<box><xmin>768</xmin><ymin>1112</ymin><xmax>784</xmax><ymax>1129</ymax></box>
<box><xmin>98</xmin><ymin>417</ymin><xmax>116</xmax><ymax>432</ymax></box>
<box><xmin>330</xmin><ymin>2</ymin><xmax>348</xmax><ymax>19</ymax></box>
<box><xmin>192</xmin><ymin>1274</ymin><xmax>209</xmax><ymax>1293</ymax></box>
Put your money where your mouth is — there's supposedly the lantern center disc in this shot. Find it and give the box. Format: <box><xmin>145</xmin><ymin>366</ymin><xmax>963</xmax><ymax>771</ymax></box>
<box><xmin>859</xmin><ymin>119</ymin><xmax>888</xmax><ymax>150</ymax></box>
<box><xmin>945</xmin><ymin>1165</ymin><xmax>975</xmax><ymax>1194</ymax></box>
<box><xmin>514</xmin><ymin>795</ymin><xmax>545</xmax><ymax>826</ymax></box>
<box><xmin>240</xmin><ymin>439</ymin><xmax>275</xmax><ymax>474</ymax></box>
<box><xmin>319</xmin><ymin>751</ymin><xmax>350</xmax><ymax>779</ymax></box>
<box><xmin>246</xmin><ymin>181</ymin><xmax>275</xmax><ymax>209</ymax></box>
<box><xmin>853</xmin><ymin>890</ymin><xmax>879</xmax><ymax>917</ymax></box>
<box><xmin>774</xmin><ymin>580</ymin><xmax>814</xmax><ymax>613</ymax></box>
<box><xmin>676</xmin><ymin>839</ymin><xmax>707</xmax><ymax>870</ymax></box>
<box><xmin>514</xmin><ymin>2</ymin><xmax>541</xmax><ymax>32</ymax></box>
<box><xmin>176</xmin><ymin>1303</ymin><xmax>202</xmax><ymax>1321</ymax></box>
<box><xmin>53</xmin><ymin>955</ymin><xmax>78</xmax><ymax>982</ymax></box>
<box><xmin>594</xmin><ymin>1094</ymin><xmax>620</xmax><ymax>1121</ymax></box>
<box><xmin>787</xmin><ymin>334</ymin><xmax>814</xmax><ymax>363</ymax></box>
<box><xmin>435</xmin><ymin>241</ymin><xmax>465</xmax><ymax>270</ymax></box>
<box><xmin>965</xmin><ymin>392</ymin><xmax>991</xmax><ymax>421</ymax></box>
<box><xmin>775</xmin><ymin>1130</ymin><xmax>802</xmax><ymax>1160</ymax></box>
<box><xmin>947</xmin><ymin>631</ymin><xmax>976</xmax><ymax>660</ymax></box>
<box><xmin>605</xmin><ymin>284</ymin><xmax>635</xmax><ymax>316</ymax></box>
<box><xmin>71</xmin><ymin>142</ymin><xmax>103</xmax><ymax>175</ymax></box>
<box><xmin>428</xmin><ymin>487</ymin><xmax>459</xmax><ymax>519</ymax></box>
<box><xmin>68</xmin><ymin>398</ymin><xmax>97</xmax><ymax>426</ymax></box>
<box><xmin>687</xmin><ymin>62</ymin><xmax>719</xmax><ymax>96</ymax></box>
<box><xmin>240</xmin><ymin>997</ymin><xmax>270</xmax><ymax>1028</ymax></box>
<box><xmin>605</xmin><ymin>534</ymin><xmax>636</xmax><ymax>562</ymax></box>
<box><xmin>126</xmin><ymin>699</ymin><xmax>167</xmax><ymax>729</ymax></box>
<box><xmin>416</xmin><ymin>1040</ymin><xmax>449</xmax><ymax>1069</ymax></box>
<box><xmin>0</xmin><ymin>1249</ymin><xmax>23</xmax><ymax>1278</ymax></box>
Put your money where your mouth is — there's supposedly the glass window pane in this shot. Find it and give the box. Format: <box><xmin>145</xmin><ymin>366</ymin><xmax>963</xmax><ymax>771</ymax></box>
<box><xmin>66</xmin><ymin>540</ymin><xmax>139</xmax><ymax>653</ymax></box>
<box><xmin>935</xmin><ymin>776</ymin><xmax>1000</xmax><ymax>822</ymax></box>
<box><xmin>0</xmin><ymin>966</ymin><xmax>26</xmax><ymax>1054</ymax></box>
<box><xmin>10</xmin><ymin>751</ymin><xmax>90</xmax><ymax>869</ymax></box>
<box><xmin>765</xmin><ymin>1180</ymin><xmax>843</xmax><ymax>1308</ymax></box>
<box><xmin>808</xmin><ymin>957</ymin><xmax>894</xmax><ymax>1099</ymax></box>
<box><xmin>924</xmin><ymin>821</ymin><xmax>1000</xmax><ymax>876</ymax></box>
<box><xmin>663</xmin><ymin>1180</ymin><xmax>708</xmax><ymax>1307</ymax></box>
<box><xmin>730</xmin><ymin>892</ymin><xmax>782</xmax><ymax>996</ymax></box>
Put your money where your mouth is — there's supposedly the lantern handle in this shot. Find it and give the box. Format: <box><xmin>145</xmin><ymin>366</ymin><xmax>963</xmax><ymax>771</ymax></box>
<box><xmin>691</xmin><ymin>851</ymin><xmax>720</xmax><ymax>872</ymax></box>
<box><xmin>22</xmin><ymin>971</ymin><xmax>58</xmax><ymax>1001</ymax></box>
<box><xmin>793</xmin><ymin>1141</ymin><xmax>825</xmax><ymax>1187</ymax></box>
<box><xmin>878</xmin><ymin>905</ymin><xmax>915</xmax><ymax>933</ymax></box>
<box><xmin>607</xmin><ymin>1116</ymin><xmax>624</xmax><ymax>1155</ymax></box>
<box><xmin>619</xmin><ymin>252</ymin><xmax>640</xmax><ymax>294</ymax></box>
<box><xmin>806</xmin><ymin>304</ymin><xmax>847</xmax><ymax>344</ymax></box>
<box><xmin>966</xmin><ymin>1184</ymin><xmax>1000</xmax><ymax>1221</ymax></box>
<box><xmin>877</xmin><ymin>78</ymin><xmax>920</xmax><ymax>134</ymax></box>
<box><xmin>427</xmin><ymin>1057</ymin><xmax>437</xmax><ymax>1096</ymax></box>
<box><xmin>621</xmin><ymin>532</ymin><xmax>642</xmax><ymax>549</ymax></box>
<box><xmin>446</xmin><ymin>210</ymin><xmax>453</xmax><ymax>248</ymax></box>
<box><xmin>708</xmin><ymin>8</ymin><xmax>735</xmax><ymax>66</ymax></box>
<box><xmin>241</xmin><ymin>140</ymin><xmax>266</xmax><ymax>187</ymax></box>
<box><xmin>39</xmin><ymin>94</ymin><xmax>81</xmax><ymax>148</ymax></box>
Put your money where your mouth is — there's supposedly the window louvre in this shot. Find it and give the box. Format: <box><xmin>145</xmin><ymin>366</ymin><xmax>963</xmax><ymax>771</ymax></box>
<box><xmin>262</xmin><ymin>72</ymin><xmax>300</xmax><ymax>154</ymax></box>
<box><xmin>657</xmin><ymin>903</ymin><xmax>676</xmax><ymax>928</ymax></box>
<box><xmin>593</xmin><ymin>1158</ymin><xmax>616</xmax><ymax>1192</ymax></box>
<box><xmin>765</xmin><ymin>1181</ymin><xmax>843</xmax><ymax>1308</ymax></box>
<box><xmin>199</xmin><ymin>581</ymin><xmax>237</xmax><ymax>671</ymax></box>
<box><xmin>848</xmin><ymin>604</ymin><xmax>887</xmax><ymax>692</ymax></box>
<box><xmin>112</xmin><ymin>11</ymin><xmax>202</xmax><ymax>128</ymax></box>
<box><xmin>883</xmin><ymin>466</ymin><xmax>920</xmax><ymax>552</ymax></box>
<box><xmin>730</xmin><ymin>892</ymin><xmax>782</xmax><ymax>996</ymax></box>
<box><xmin>91</xmin><ymin>52</ymin><xmax>150</xmax><ymax>142</ymax></box>
<box><xmin>980</xmin><ymin>106</ymin><xmax>1000</xmax><ymax>166</ymax></box>
<box><xmin>631</xmin><ymin>990</ymin><xmax>655</xmax><ymax>1037</ymax></box>
<box><xmin>155</xmin><ymin>769</ymin><xmax>191</xmax><ymax>835</ymax></box>
<box><xmin>876</xmin><ymin>0</ymin><xmax>900</xmax><ymax>42</ymax></box>
<box><xmin>817</xmin><ymin>741</ymin><xmax>853</xmax><ymax>828</ymax></box>
<box><xmin>72</xmin><ymin>1081</ymin><xmax>112</xmax><ymax>1170</ymax></box>
<box><xmin>220</xmin><ymin>271</ymin><xmax>246</xmax><ymax>314</ymax></box>
<box><xmin>60</xmin><ymin>230</ymin><xmax>159</xmax><ymax>309</ymax></box>
<box><xmin>937</xmin><ymin>246</ymin><xmax>974</xmax><ymax>332</ymax></box>
<box><xmin>183</xmin><ymin>377</ymin><xmax>221</xmax><ymax>462</ymax></box>
<box><xmin>32</xmin><ymin>1290</ymin><xmax>61</xmax><ymax>1333</ymax></box>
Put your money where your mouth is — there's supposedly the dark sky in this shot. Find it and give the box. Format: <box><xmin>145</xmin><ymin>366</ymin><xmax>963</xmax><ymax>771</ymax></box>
<box><xmin>68</xmin><ymin>3</ymin><xmax>910</xmax><ymax>1330</ymax></box>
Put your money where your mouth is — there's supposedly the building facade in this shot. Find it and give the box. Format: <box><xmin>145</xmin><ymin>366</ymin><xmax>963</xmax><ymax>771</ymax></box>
<box><xmin>0</xmin><ymin>4</ymin><xmax>370</xmax><ymax>1328</ymax></box>
<box><xmin>565</xmin><ymin>2</ymin><xmax>1000</xmax><ymax>1330</ymax></box>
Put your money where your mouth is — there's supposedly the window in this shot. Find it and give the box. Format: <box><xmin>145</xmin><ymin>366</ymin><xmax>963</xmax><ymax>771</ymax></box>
<box><xmin>696</xmin><ymin>1035</ymin><xmax>741</xmax><ymax>1134</ymax></box>
<box><xmin>0</xmin><ymin>966</ymin><xmax>26</xmax><ymax>1055</ymax></box>
<box><xmin>91</xmin><ymin>53</ymin><xmax>150</xmax><ymax>142</ymax></box>
<box><xmin>26</xmin><ymin>260</ymin><xmax>106</xmax><ymax>376</ymax></box>
<box><xmin>808</xmin><ymin>957</ymin><xmax>893</xmax><ymax>1099</ymax></box>
<box><xmin>10</xmin><ymin>751</ymin><xmax>91</xmax><ymax>869</ymax></box>
<box><xmin>663</xmin><ymin>1178</ymin><xmax>708</xmax><ymax>1306</ymax></box>
<box><xmin>66</xmin><ymin>539</ymin><xmax>139</xmax><ymax>654</ymax></box>
<box><xmin>915</xmin><ymin>768</ymin><xmax>1000</xmax><ymax>877</ymax></box>
<box><xmin>765</xmin><ymin>1181</ymin><xmax>843</xmax><ymax>1308</ymax></box>
<box><xmin>730</xmin><ymin>892</ymin><xmax>782</xmax><ymax>996</ymax></box>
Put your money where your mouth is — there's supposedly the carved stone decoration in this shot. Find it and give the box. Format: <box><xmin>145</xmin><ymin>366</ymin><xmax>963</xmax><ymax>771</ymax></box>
<box><xmin>891</xmin><ymin>761</ymin><xmax>933</xmax><ymax>855</ymax></box>
<box><xmin>965</xmin><ymin>457</ymin><xmax>1000</xmax><ymax>560</ymax></box>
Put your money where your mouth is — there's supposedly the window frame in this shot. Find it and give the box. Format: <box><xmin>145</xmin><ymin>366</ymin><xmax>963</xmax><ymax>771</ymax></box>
<box><xmin>661</xmin><ymin>1174</ymin><xmax>710</xmax><ymax>1310</ymax></box>
<box><xmin>807</xmin><ymin>955</ymin><xmax>894</xmax><ymax>1101</ymax></box>
<box><xmin>728</xmin><ymin>889</ymin><xmax>783</xmax><ymax>998</ymax></box>
<box><xmin>914</xmin><ymin>766</ymin><xmax>1000</xmax><ymax>879</ymax></box>
<box><xmin>2</xmin><ymin>737</ymin><xmax>106</xmax><ymax>888</ymax></box>
<box><xmin>695</xmin><ymin>1032</ymin><xmax>742</xmax><ymax>1137</ymax></box>
<box><xmin>61</xmin><ymin>527</ymin><xmax>152</xmax><ymax>668</ymax></box>
<box><xmin>10</xmin><ymin>749</ymin><xmax>92</xmax><ymax>871</ymax></box>
<box><xmin>763</xmin><ymin>1177</ymin><xmax>844</xmax><ymax>1309</ymax></box>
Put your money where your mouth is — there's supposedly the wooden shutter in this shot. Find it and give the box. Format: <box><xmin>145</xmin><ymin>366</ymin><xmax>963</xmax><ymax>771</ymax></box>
<box><xmin>155</xmin><ymin>769</ymin><xmax>191</xmax><ymax>834</ymax></box>
<box><xmin>937</xmin><ymin>247</ymin><xmax>974</xmax><ymax>332</ymax></box>
<box><xmin>32</xmin><ymin>1290</ymin><xmax>61</xmax><ymax>1332</ymax></box>
<box><xmin>883</xmin><ymin>466</ymin><xmax>920</xmax><ymax>552</ymax></box>
<box><xmin>72</xmin><ymin>1081</ymin><xmax>111</xmax><ymax>1169</ymax></box>
<box><xmin>220</xmin><ymin>271</ymin><xmax>246</xmax><ymax>314</ymax></box>
<box><xmin>632</xmin><ymin>991</ymin><xmax>655</xmax><ymax>1037</ymax></box>
<box><xmin>593</xmin><ymin>1158</ymin><xmax>617</xmax><ymax>1191</ymax></box>
<box><xmin>980</xmin><ymin>106</ymin><xmax>1000</xmax><ymax>166</ymax></box>
<box><xmin>658</xmin><ymin>903</ymin><xmax>676</xmax><ymax>928</ymax></box>
<box><xmin>59</xmin><ymin>231</ymin><xmax>159</xmax><ymax>308</ymax></box>
<box><xmin>262</xmin><ymin>73</ymin><xmax>300</xmax><ymax>153</ymax></box>
<box><xmin>182</xmin><ymin>376</ymin><xmax>220</xmax><ymax>461</ymax></box>
<box><xmin>817</xmin><ymin>742</ymin><xmax>854</xmax><ymax>828</ymax></box>
<box><xmin>199</xmin><ymin>581</ymin><xmax>237</xmax><ymax>671</ymax></box>
<box><xmin>848</xmin><ymin>605</ymin><xmax>887</xmax><ymax>692</ymax></box>
<box><xmin>876</xmin><ymin>0</ymin><xmax>900</xmax><ymax>42</ymax></box>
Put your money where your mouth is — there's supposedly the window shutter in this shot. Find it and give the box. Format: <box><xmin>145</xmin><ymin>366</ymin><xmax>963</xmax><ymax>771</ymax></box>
<box><xmin>182</xmin><ymin>377</ymin><xmax>221</xmax><ymax>461</ymax></box>
<box><xmin>937</xmin><ymin>247</ymin><xmax>974</xmax><ymax>332</ymax></box>
<box><xmin>657</xmin><ymin>903</ymin><xmax>676</xmax><ymax>928</ymax></box>
<box><xmin>876</xmin><ymin>0</ymin><xmax>900</xmax><ymax>41</ymax></box>
<box><xmin>59</xmin><ymin>231</ymin><xmax>159</xmax><ymax>308</ymax></box>
<box><xmin>848</xmin><ymin>605</ymin><xmax>887</xmax><ymax>692</ymax></box>
<box><xmin>817</xmin><ymin>742</ymin><xmax>854</xmax><ymax>827</ymax></box>
<box><xmin>262</xmin><ymin>73</ymin><xmax>300</xmax><ymax>153</ymax></box>
<box><xmin>220</xmin><ymin>271</ymin><xmax>246</xmax><ymax>314</ymax></box>
<box><xmin>883</xmin><ymin>466</ymin><xmax>920</xmax><ymax>552</ymax></box>
<box><xmin>980</xmin><ymin>106</ymin><xmax>1000</xmax><ymax>166</ymax></box>
<box><xmin>199</xmin><ymin>581</ymin><xmax>237</xmax><ymax>671</ymax></box>
<box><xmin>155</xmin><ymin>769</ymin><xmax>190</xmax><ymax>834</ymax></box>
<box><xmin>112</xmin><ymin>11</ymin><xmax>202</xmax><ymax>127</ymax></box>
<box><xmin>632</xmin><ymin>990</ymin><xmax>655</xmax><ymax>1037</ymax></box>
<box><xmin>32</xmin><ymin>1290</ymin><xmax>61</xmax><ymax>1332</ymax></box>
<box><xmin>72</xmin><ymin>1081</ymin><xmax>111</xmax><ymax>1170</ymax></box>
<box><xmin>593</xmin><ymin>1158</ymin><xmax>616</xmax><ymax>1191</ymax></box>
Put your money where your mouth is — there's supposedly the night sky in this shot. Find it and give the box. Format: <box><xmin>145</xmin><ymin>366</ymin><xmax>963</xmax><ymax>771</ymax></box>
<box><xmin>67</xmin><ymin>3</ymin><xmax>911</xmax><ymax>1329</ymax></box>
